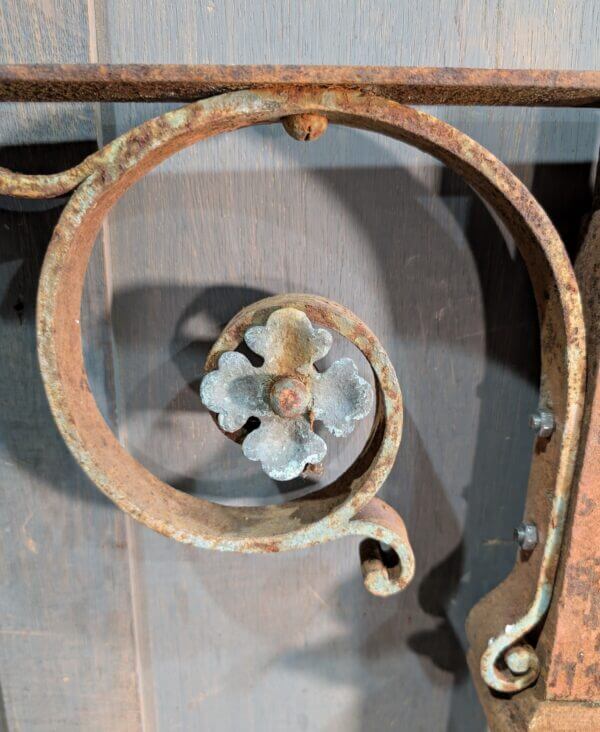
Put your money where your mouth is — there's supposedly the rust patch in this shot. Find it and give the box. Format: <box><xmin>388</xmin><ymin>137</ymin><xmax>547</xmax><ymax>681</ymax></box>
<box><xmin>584</xmin><ymin>664</ymin><xmax>600</xmax><ymax>693</ymax></box>
<box><xmin>565</xmin><ymin>560</ymin><xmax>600</xmax><ymax>629</ymax></box>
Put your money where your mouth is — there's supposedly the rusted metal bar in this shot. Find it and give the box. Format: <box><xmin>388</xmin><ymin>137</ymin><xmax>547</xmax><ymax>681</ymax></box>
<box><xmin>0</xmin><ymin>64</ymin><xmax>599</xmax><ymax>106</ymax></box>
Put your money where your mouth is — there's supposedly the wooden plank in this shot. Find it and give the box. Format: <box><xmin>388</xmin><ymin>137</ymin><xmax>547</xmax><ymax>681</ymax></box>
<box><xmin>0</xmin><ymin>2</ymin><xmax>140</xmax><ymax>730</ymax></box>
<box><xmin>0</xmin><ymin>64</ymin><xmax>599</xmax><ymax>105</ymax></box>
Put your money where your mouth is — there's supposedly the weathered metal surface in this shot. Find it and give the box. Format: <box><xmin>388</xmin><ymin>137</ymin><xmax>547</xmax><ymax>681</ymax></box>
<box><xmin>0</xmin><ymin>64</ymin><xmax>600</xmax><ymax>106</ymax></box>
<box><xmin>0</xmin><ymin>155</ymin><xmax>97</xmax><ymax>198</ymax></box>
<box><xmin>201</xmin><ymin>306</ymin><xmax>374</xmax><ymax>481</ymax></box>
<box><xmin>537</xmin><ymin>192</ymin><xmax>600</xmax><ymax>702</ymax></box>
<box><xmin>0</xmin><ymin>87</ymin><xmax>585</xmax><ymax>655</ymax></box>
<box><xmin>466</xmin><ymin>161</ymin><xmax>600</xmax><ymax>732</ymax></box>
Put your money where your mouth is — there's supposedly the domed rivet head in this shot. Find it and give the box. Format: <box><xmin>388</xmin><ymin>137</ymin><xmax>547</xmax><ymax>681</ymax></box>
<box><xmin>269</xmin><ymin>377</ymin><xmax>311</xmax><ymax>418</ymax></box>
<box><xmin>282</xmin><ymin>113</ymin><xmax>328</xmax><ymax>141</ymax></box>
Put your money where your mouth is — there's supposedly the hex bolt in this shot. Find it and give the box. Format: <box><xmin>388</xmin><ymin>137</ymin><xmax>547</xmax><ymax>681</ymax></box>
<box><xmin>514</xmin><ymin>522</ymin><xmax>538</xmax><ymax>552</ymax></box>
<box><xmin>529</xmin><ymin>409</ymin><xmax>555</xmax><ymax>438</ymax></box>
<box><xmin>269</xmin><ymin>377</ymin><xmax>311</xmax><ymax>418</ymax></box>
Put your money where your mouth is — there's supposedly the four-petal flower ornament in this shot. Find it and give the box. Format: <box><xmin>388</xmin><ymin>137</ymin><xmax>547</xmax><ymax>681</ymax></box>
<box><xmin>200</xmin><ymin>307</ymin><xmax>374</xmax><ymax>480</ymax></box>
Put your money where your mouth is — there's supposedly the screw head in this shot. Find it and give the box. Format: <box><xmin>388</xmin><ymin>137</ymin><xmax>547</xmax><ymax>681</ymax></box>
<box><xmin>514</xmin><ymin>522</ymin><xmax>538</xmax><ymax>552</ymax></box>
<box><xmin>529</xmin><ymin>409</ymin><xmax>555</xmax><ymax>438</ymax></box>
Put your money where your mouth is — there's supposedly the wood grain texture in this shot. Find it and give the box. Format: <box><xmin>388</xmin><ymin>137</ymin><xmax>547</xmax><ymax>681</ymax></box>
<box><xmin>88</xmin><ymin>2</ymin><xmax>599</xmax><ymax>731</ymax></box>
<box><xmin>0</xmin><ymin>2</ymin><xmax>140</xmax><ymax>730</ymax></box>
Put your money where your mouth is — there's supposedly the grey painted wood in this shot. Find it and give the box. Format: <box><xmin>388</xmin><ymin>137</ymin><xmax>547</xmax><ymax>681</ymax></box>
<box><xmin>0</xmin><ymin>1</ymin><xmax>598</xmax><ymax>731</ymax></box>
<box><xmin>0</xmin><ymin>2</ymin><xmax>140</xmax><ymax>730</ymax></box>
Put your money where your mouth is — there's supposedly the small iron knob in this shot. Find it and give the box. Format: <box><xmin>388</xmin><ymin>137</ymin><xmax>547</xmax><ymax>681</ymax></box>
<box><xmin>529</xmin><ymin>409</ymin><xmax>555</xmax><ymax>438</ymax></box>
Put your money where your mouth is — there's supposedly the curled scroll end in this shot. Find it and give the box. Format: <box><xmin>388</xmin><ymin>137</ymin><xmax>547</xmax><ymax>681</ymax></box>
<box><xmin>481</xmin><ymin>640</ymin><xmax>540</xmax><ymax>693</ymax></box>
<box><xmin>349</xmin><ymin>497</ymin><xmax>415</xmax><ymax>597</ymax></box>
<box><xmin>359</xmin><ymin>538</ymin><xmax>414</xmax><ymax>597</ymax></box>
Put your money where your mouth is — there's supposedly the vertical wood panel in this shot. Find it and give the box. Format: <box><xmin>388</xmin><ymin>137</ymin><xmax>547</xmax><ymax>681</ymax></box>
<box><xmin>0</xmin><ymin>2</ymin><xmax>140</xmax><ymax>729</ymax></box>
<box><xmin>91</xmin><ymin>2</ymin><xmax>599</xmax><ymax>731</ymax></box>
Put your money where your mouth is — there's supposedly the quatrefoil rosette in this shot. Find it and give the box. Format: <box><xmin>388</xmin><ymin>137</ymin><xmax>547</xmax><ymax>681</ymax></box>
<box><xmin>200</xmin><ymin>308</ymin><xmax>374</xmax><ymax>480</ymax></box>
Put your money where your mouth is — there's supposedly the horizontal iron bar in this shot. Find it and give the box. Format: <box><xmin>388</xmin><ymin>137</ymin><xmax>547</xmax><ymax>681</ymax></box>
<box><xmin>0</xmin><ymin>65</ymin><xmax>599</xmax><ymax>106</ymax></box>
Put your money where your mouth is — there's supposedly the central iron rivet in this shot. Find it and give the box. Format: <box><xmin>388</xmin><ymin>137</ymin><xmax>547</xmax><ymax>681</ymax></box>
<box><xmin>269</xmin><ymin>377</ymin><xmax>311</xmax><ymax>418</ymax></box>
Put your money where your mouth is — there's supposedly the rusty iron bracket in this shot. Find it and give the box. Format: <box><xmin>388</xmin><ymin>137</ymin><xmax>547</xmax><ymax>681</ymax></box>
<box><xmin>0</xmin><ymin>66</ymin><xmax>595</xmax><ymax>723</ymax></box>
